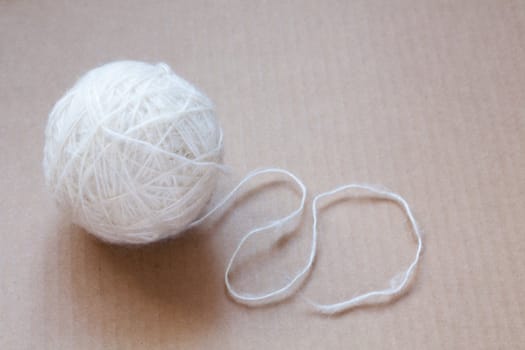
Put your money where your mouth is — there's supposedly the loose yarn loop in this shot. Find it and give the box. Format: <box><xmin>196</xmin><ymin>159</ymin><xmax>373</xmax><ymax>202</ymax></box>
<box><xmin>203</xmin><ymin>176</ymin><xmax>423</xmax><ymax>314</ymax></box>
<box><xmin>306</xmin><ymin>184</ymin><xmax>423</xmax><ymax>314</ymax></box>
<box><xmin>190</xmin><ymin>168</ymin><xmax>309</xmax><ymax>305</ymax></box>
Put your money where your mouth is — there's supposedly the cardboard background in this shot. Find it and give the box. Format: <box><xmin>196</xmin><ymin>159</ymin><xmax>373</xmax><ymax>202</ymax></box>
<box><xmin>1</xmin><ymin>0</ymin><xmax>524</xmax><ymax>348</ymax></box>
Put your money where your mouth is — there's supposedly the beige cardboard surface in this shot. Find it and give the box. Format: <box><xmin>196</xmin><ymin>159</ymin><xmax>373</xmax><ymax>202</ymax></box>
<box><xmin>1</xmin><ymin>0</ymin><xmax>524</xmax><ymax>348</ymax></box>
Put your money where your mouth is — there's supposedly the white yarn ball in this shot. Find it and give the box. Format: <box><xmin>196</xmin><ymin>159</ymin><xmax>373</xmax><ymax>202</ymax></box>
<box><xmin>43</xmin><ymin>61</ymin><xmax>223</xmax><ymax>244</ymax></box>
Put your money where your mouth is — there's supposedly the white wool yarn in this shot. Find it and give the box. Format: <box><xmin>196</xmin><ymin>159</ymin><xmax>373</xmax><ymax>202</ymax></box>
<box><xmin>209</xmin><ymin>180</ymin><xmax>423</xmax><ymax>313</ymax></box>
<box><xmin>306</xmin><ymin>184</ymin><xmax>423</xmax><ymax>314</ymax></box>
<box><xmin>44</xmin><ymin>61</ymin><xmax>223</xmax><ymax>244</ymax></box>
<box><xmin>43</xmin><ymin>60</ymin><xmax>424</xmax><ymax>314</ymax></box>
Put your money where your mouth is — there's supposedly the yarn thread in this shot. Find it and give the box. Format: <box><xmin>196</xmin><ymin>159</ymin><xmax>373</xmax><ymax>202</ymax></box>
<box><xmin>44</xmin><ymin>61</ymin><xmax>423</xmax><ymax>314</ymax></box>
<box><xmin>43</xmin><ymin>61</ymin><xmax>224</xmax><ymax>244</ymax></box>
<box><xmin>190</xmin><ymin>168</ymin><xmax>309</xmax><ymax>305</ymax></box>
<box><xmin>195</xmin><ymin>177</ymin><xmax>423</xmax><ymax>314</ymax></box>
<box><xmin>306</xmin><ymin>184</ymin><xmax>423</xmax><ymax>314</ymax></box>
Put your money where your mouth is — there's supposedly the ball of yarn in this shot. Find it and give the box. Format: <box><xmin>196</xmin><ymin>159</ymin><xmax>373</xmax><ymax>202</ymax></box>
<box><xmin>43</xmin><ymin>61</ymin><xmax>223</xmax><ymax>244</ymax></box>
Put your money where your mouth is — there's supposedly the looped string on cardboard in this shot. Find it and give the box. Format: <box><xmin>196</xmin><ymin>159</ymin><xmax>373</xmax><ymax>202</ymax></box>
<box><xmin>305</xmin><ymin>184</ymin><xmax>423</xmax><ymax>314</ymax></box>
<box><xmin>192</xmin><ymin>169</ymin><xmax>423</xmax><ymax>314</ymax></box>
<box><xmin>190</xmin><ymin>168</ymin><xmax>309</xmax><ymax>304</ymax></box>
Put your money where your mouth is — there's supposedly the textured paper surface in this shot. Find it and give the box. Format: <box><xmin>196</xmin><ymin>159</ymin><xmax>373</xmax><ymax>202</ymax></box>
<box><xmin>1</xmin><ymin>1</ymin><xmax>524</xmax><ymax>348</ymax></box>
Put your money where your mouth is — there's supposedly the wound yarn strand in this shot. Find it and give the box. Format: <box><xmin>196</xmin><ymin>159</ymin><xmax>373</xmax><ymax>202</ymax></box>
<box><xmin>44</xmin><ymin>61</ymin><xmax>225</xmax><ymax>244</ymax></box>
